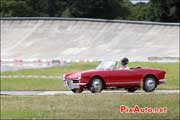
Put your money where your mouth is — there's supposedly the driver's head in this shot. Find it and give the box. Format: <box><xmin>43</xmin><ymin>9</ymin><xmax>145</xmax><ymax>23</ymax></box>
<box><xmin>121</xmin><ymin>57</ymin><xmax>129</xmax><ymax>66</ymax></box>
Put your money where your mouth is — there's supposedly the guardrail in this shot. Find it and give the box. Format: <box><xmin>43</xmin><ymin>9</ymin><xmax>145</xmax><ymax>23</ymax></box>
<box><xmin>1</xmin><ymin>17</ymin><xmax>179</xmax><ymax>26</ymax></box>
<box><xmin>0</xmin><ymin>57</ymin><xmax>179</xmax><ymax>66</ymax></box>
<box><xmin>0</xmin><ymin>58</ymin><xmax>95</xmax><ymax>64</ymax></box>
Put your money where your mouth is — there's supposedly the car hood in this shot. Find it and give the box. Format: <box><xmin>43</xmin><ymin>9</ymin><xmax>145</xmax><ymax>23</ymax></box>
<box><xmin>66</xmin><ymin>72</ymin><xmax>79</xmax><ymax>80</ymax></box>
<box><xmin>65</xmin><ymin>69</ymin><xmax>98</xmax><ymax>80</ymax></box>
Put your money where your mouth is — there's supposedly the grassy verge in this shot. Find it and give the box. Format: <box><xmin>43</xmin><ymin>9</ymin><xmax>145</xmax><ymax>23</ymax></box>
<box><xmin>0</xmin><ymin>78</ymin><xmax>68</xmax><ymax>91</ymax></box>
<box><xmin>1</xmin><ymin>62</ymin><xmax>179</xmax><ymax>90</ymax></box>
<box><xmin>1</xmin><ymin>62</ymin><xmax>99</xmax><ymax>76</ymax></box>
<box><xmin>1</xmin><ymin>93</ymin><xmax>179</xmax><ymax>119</ymax></box>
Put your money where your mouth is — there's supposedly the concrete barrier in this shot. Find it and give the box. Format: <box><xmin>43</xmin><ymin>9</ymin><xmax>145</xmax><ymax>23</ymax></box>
<box><xmin>1</xmin><ymin>17</ymin><xmax>179</xmax><ymax>61</ymax></box>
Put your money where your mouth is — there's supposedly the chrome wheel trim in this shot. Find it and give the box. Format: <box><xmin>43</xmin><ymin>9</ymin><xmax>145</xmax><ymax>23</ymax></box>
<box><xmin>92</xmin><ymin>79</ymin><xmax>103</xmax><ymax>92</ymax></box>
<box><xmin>145</xmin><ymin>78</ymin><xmax>156</xmax><ymax>90</ymax></box>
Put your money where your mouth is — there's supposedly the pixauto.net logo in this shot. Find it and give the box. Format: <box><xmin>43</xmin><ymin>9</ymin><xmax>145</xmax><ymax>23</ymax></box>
<box><xmin>120</xmin><ymin>105</ymin><xmax>167</xmax><ymax>113</ymax></box>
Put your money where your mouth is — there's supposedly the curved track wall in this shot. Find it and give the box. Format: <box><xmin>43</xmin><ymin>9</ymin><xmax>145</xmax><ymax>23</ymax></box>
<box><xmin>1</xmin><ymin>17</ymin><xmax>179</xmax><ymax>61</ymax></box>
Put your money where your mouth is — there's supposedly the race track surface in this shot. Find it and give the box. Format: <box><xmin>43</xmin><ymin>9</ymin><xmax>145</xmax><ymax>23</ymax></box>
<box><xmin>1</xmin><ymin>90</ymin><xmax>179</xmax><ymax>96</ymax></box>
<box><xmin>1</xmin><ymin>18</ymin><xmax>179</xmax><ymax>61</ymax></box>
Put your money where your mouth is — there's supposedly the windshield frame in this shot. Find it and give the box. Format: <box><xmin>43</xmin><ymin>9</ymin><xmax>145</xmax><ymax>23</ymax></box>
<box><xmin>96</xmin><ymin>61</ymin><xmax>118</xmax><ymax>70</ymax></box>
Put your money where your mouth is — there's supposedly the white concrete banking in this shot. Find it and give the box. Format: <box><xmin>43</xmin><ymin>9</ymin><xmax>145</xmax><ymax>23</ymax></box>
<box><xmin>1</xmin><ymin>17</ymin><xmax>179</xmax><ymax>61</ymax></box>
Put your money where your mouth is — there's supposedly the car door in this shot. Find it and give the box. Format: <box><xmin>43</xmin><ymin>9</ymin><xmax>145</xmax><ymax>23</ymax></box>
<box><xmin>108</xmin><ymin>69</ymin><xmax>140</xmax><ymax>86</ymax></box>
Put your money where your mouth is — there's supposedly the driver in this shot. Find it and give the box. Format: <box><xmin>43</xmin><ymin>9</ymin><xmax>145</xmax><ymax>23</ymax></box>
<box><xmin>120</xmin><ymin>57</ymin><xmax>129</xmax><ymax>69</ymax></box>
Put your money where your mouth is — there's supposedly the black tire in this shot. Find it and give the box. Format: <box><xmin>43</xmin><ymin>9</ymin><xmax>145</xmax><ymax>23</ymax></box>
<box><xmin>143</xmin><ymin>76</ymin><xmax>157</xmax><ymax>92</ymax></box>
<box><xmin>71</xmin><ymin>88</ymin><xmax>83</xmax><ymax>93</ymax></box>
<box><xmin>127</xmin><ymin>87</ymin><xmax>137</xmax><ymax>93</ymax></box>
<box><xmin>89</xmin><ymin>77</ymin><xmax>104</xmax><ymax>93</ymax></box>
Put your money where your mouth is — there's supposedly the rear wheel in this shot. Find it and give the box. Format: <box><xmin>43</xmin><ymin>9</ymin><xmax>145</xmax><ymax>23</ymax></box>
<box><xmin>71</xmin><ymin>88</ymin><xmax>83</xmax><ymax>93</ymax></box>
<box><xmin>143</xmin><ymin>76</ymin><xmax>157</xmax><ymax>92</ymax></box>
<box><xmin>89</xmin><ymin>77</ymin><xmax>104</xmax><ymax>93</ymax></box>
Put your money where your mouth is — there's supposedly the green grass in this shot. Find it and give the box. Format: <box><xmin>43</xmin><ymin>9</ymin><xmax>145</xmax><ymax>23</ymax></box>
<box><xmin>1</xmin><ymin>62</ymin><xmax>99</xmax><ymax>76</ymax></box>
<box><xmin>0</xmin><ymin>78</ymin><xmax>68</xmax><ymax>91</ymax></box>
<box><xmin>1</xmin><ymin>62</ymin><xmax>179</xmax><ymax>90</ymax></box>
<box><xmin>1</xmin><ymin>93</ymin><xmax>179</xmax><ymax>119</ymax></box>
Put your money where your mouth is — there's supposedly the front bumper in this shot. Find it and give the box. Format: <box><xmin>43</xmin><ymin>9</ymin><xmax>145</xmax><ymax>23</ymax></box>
<box><xmin>159</xmin><ymin>79</ymin><xmax>167</xmax><ymax>84</ymax></box>
<box><xmin>64</xmin><ymin>80</ymin><xmax>86</xmax><ymax>89</ymax></box>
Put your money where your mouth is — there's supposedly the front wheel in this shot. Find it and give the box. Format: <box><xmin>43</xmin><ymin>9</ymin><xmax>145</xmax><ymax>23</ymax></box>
<box><xmin>143</xmin><ymin>76</ymin><xmax>157</xmax><ymax>92</ymax></box>
<box><xmin>89</xmin><ymin>77</ymin><xmax>104</xmax><ymax>93</ymax></box>
<box><xmin>71</xmin><ymin>88</ymin><xmax>83</xmax><ymax>93</ymax></box>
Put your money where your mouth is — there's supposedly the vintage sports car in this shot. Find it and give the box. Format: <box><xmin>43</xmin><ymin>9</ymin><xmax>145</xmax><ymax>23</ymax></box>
<box><xmin>63</xmin><ymin>61</ymin><xmax>166</xmax><ymax>93</ymax></box>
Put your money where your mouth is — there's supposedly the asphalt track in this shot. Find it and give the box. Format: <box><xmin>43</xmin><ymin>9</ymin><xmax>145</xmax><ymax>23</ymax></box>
<box><xmin>0</xmin><ymin>90</ymin><xmax>179</xmax><ymax>96</ymax></box>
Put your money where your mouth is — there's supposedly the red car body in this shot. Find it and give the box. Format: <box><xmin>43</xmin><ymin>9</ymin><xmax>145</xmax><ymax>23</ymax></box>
<box><xmin>63</xmin><ymin>61</ymin><xmax>166</xmax><ymax>93</ymax></box>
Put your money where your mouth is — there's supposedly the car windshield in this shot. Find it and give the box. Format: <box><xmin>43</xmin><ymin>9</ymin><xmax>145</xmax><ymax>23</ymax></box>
<box><xmin>96</xmin><ymin>61</ymin><xmax>118</xmax><ymax>70</ymax></box>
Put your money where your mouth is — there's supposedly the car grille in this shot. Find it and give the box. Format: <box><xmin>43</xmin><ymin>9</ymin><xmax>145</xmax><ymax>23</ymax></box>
<box><xmin>73</xmin><ymin>80</ymin><xmax>79</xmax><ymax>83</ymax></box>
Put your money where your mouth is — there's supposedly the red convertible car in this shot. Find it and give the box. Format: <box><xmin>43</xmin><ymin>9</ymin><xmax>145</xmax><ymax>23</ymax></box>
<box><xmin>63</xmin><ymin>61</ymin><xmax>166</xmax><ymax>93</ymax></box>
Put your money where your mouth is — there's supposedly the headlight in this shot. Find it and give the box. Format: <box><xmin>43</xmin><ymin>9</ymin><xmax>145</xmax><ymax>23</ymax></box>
<box><xmin>62</xmin><ymin>74</ymin><xmax>66</xmax><ymax>81</ymax></box>
<box><xmin>78</xmin><ymin>73</ymin><xmax>81</xmax><ymax>80</ymax></box>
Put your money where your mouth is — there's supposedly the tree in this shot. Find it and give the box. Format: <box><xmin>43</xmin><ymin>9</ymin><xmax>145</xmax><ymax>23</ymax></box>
<box><xmin>48</xmin><ymin>0</ymin><xmax>55</xmax><ymax>17</ymax></box>
<box><xmin>68</xmin><ymin>0</ymin><xmax>130</xmax><ymax>19</ymax></box>
<box><xmin>0</xmin><ymin>0</ymin><xmax>49</xmax><ymax>17</ymax></box>
<box><xmin>0</xmin><ymin>0</ymin><xmax>179</xmax><ymax>22</ymax></box>
<box><xmin>147</xmin><ymin>0</ymin><xmax>180</xmax><ymax>22</ymax></box>
<box><xmin>126</xmin><ymin>2</ymin><xmax>150</xmax><ymax>21</ymax></box>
